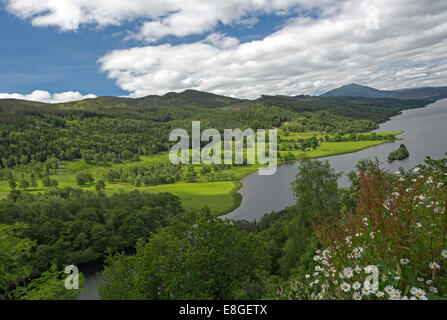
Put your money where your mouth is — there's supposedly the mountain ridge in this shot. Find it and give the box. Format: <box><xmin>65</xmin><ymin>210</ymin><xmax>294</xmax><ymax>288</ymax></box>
<box><xmin>321</xmin><ymin>83</ymin><xmax>447</xmax><ymax>100</ymax></box>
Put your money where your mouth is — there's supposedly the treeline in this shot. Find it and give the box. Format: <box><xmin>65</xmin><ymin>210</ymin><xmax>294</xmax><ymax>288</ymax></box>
<box><xmin>257</xmin><ymin>95</ymin><xmax>430</xmax><ymax>123</ymax></box>
<box><xmin>0</xmin><ymin>101</ymin><xmax>292</xmax><ymax>169</ymax></box>
<box><xmin>0</xmin><ymin>189</ymin><xmax>183</xmax><ymax>271</ymax></box>
<box><xmin>0</xmin><ymin>93</ymin><xmax>428</xmax><ymax>169</ymax></box>
<box><xmin>104</xmin><ymin>163</ymin><xmax>183</xmax><ymax>186</ymax></box>
<box><xmin>324</xmin><ymin>132</ymin><xmax>396</xmax><ymax>142</ymax></box>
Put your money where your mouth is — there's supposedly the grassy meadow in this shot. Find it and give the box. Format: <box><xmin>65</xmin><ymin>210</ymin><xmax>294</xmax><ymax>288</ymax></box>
<box><xmin>0</xmin><ymin>131</ymin><xmax>403</xmax><ymax>215</ymax></box>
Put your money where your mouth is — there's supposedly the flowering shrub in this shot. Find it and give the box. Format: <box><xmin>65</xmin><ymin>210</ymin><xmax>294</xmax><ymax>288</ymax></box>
<box><xmin>278</xmin><ymin>157</ymin><xmax>447</xmax><ymax>300</ymax></box>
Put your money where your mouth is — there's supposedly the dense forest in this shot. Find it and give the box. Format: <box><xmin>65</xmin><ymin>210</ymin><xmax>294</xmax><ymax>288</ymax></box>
<box><xmin>2</xmin><ymin>156</ymin><xmax>445</xmax><ymax>300</ymax></box>
<box><xmin>0</xmin><ymin>91</ymin><xmax>429</xmax><ymax>168</ymax></box>
<box><xmin>1</xmin><ymin>90</ymin><xmax>443</xmax><ymax>300</ymax></box>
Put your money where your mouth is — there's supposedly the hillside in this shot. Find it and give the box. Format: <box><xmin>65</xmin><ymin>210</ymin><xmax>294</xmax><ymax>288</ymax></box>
<box><xmin>255</xmin><ymin>94</ymin><xmax>430</xmax><ymax>123</ymax></box>
<box><xmin>321</xmin><ymin>83</ymin><xmax>447</xmax><ymax>100</ymax></box>
<box><xmin>70</xmin><ymin>89</ymin><xmax>245</xmax><ymax>109</ymax></box>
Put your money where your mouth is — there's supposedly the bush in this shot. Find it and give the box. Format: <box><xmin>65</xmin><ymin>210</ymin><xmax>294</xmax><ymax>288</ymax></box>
<box><xmin>278</xmin><ymin>158</ymin><xmax>447</xmax><ymax>300</ymax></box>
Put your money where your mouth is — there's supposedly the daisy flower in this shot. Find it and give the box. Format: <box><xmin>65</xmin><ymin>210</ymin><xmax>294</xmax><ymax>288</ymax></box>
<box><xmin>441</xmin><ymin>249</ymin><xmax>447</xmax><ymax>259</ymax></box>
<box><xmin>352</xmin><ymin>292</ymin><xmax>362</xmax><ymax>300</ymax></box>
<box><xmin>391</xmin><ymin>289</ymin><xmax>401</xmax><ymax>299</ymax></box>
<box><xmin>376</xmin><ymin>291</ymin><xmax>385</xmax><ymax>298</ymax></box>
<box><xmin>352</xmin><ymin>282</ymin><xmax>361</xmax><ymax>290</ymax></box>
<box><xmin>429</xmin><ymin>262</ymin><xmax>440</xmax><ymax>270</ymax></box>
<box><xmin>415</xmin><ymin>289</ymin><xmax>426</xmax><ymax>299</ymax></box>
<box><xmin>341</xmin><ymin>282</ymin><xmax>351</xmax><ymax>292</ymax></box>
<box><xmin>361</xmin><ymin>288</ymin><xmax>370</xmax><ymax>296</ymax></box>
<box><xmin>343</xmin><ymin>267</ymin><xmax>354</xmax><ymax>279</ymax></box>
<box><xmin>385</xmin><ymin>285</ymin><xmax>394</xmax><ymax>295</ymax></box>
<box><xmin>429</xmin><ymin>286</ymin><xmax>438</xmax><ymax>294</ymax></box>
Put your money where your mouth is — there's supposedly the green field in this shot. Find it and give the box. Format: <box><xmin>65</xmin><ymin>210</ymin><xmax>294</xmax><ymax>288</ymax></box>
<box><xmin>0</xmin><ymin>131</ymin><xmax>403</xmax><ymax>215</ymax></box>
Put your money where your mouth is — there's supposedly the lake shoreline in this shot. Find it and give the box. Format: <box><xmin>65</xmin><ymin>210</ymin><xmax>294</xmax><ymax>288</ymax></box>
<box><xmin>221</xmin><ymin>132</ymin><xmax>403</xmax><ymax>218</ymax></box>
<box><xmin>225</xmin><ymin>98</ymin><xmax>447</xmax><ymax>221</ymax></box>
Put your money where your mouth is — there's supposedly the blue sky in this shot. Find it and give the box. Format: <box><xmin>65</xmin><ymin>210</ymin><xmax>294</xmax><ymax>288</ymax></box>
<box><xmin>0</xmin><ymin>1</ymin><xmax>446</xmax><ymax>101</ymax></box>
<box><xmin>0</xmin><ymin>5</ymin><xmax>293</xmax><ymax>98</ymax></box>
<box><xmin>0</xmin><ymin>10</ymin><xmax>129</xmax><ymax>96</ymax></box>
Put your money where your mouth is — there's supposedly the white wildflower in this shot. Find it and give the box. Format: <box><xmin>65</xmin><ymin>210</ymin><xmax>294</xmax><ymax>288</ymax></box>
<box><xmin>400</xmin><ymin>258</ymin><xmax>409</xmax><ymax>265</ymax></box>
<box><xmin>429</xmin><ymin>286</ymin><xmax>438</xmax><ymax>294</ymax></box>
<box><xmin>352</xmin><ymin>292</ymin><xmax>362</xmax><ymax>300</ymax></box>
<box><xmin>343</xmin><ymin>267</ymin><xmax>354</xmax><ymax>279</ymax></box>
<box><xmin>361</xmin><ymin>287</ymin><xmax>371</xmax><ymax>296</ymax></box>
<box><xmin>385</xmin><ymin>285</ymin><xmax>394</xmax><ymax>295</ymax></box>
<box><xmin>341</xmin><ymin>282</ymin><xmax>351</xmax><ymax>292</ymax></box>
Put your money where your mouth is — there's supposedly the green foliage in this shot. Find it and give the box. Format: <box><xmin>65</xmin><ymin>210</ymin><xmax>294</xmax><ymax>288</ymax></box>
<box><xmin>76</xmin><ymin>173</ymin><xmax>94</xmax><ymax>186</ymax></box>
<box><xmin>14</xmin><ymin>264</ymin><xmax>85</xmax><ymax>300</ymax></box>
<box><xmin>98</xmin><ymin>211</ymin><xmax>270</xmax><ymax>300</ymax></box>
<box><xmin>279</xmin><ymin>157</ymin><xmax>447</xmax><ymax>300</ymax></box>
<box><xmin>0</xmin><ymin>190</ymin><xmax>183</xmax><ymax>268</ymax></box>
<box><xmin>8</xmin><ymin>179</ymin><xmax>16</xmax><ymax>190</ymax></box>
<box><xmin>279</xmin><ymin>160</ymin><xmax>341</xmax><ymax>277</ymax></box>
<box><xmin>388</xmin><ymin>144</ymin><xmax>410</xmax><ymax>162</ymax></box>
<box><xmin>95</xmin><ymin>179</ymin><xmax>106</xmax><ymax>191</ymax></box>
<box><xmin>0</xmin><ymin>223</ymin><xmax>35</xmax><ymax>299</ymax></box>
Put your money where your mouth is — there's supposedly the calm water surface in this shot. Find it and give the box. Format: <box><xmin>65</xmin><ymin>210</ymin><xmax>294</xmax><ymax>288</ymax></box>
<box><xmin>223</xmin><ymin>98</ymin><xmax>447</xmax><ymax>221</ymax></box>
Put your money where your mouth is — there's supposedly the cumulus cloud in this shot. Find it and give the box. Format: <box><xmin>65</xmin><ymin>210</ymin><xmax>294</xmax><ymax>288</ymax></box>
<box><xmin>0</xmin><ymin>90</ymin><xmax>97</xmax><ymax>103</ymax></box>
<box><xmin>6</xmin><ymin>0</ymin><xmax>447</xmax><ymax>98</ymax></box>
<box><xmin>97</xmin><ymin>0</ymin><xmax>447</xmax><ymax>98</ymax></box>
<box><xmin>4</xmin><ymin>0</ymin><xmax>331</xmax><ymax>41</ymax></box>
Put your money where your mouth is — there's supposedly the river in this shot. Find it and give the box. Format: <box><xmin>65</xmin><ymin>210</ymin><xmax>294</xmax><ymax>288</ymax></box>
<box><xmin>80</xmin><ymin>98</ymin><xmax>447</xmax><ymax>299</ymax></box>
<box><xmin>222</xmin><ymin>98</ymin><xmax>447</xmax><ymax>221</ymax></box>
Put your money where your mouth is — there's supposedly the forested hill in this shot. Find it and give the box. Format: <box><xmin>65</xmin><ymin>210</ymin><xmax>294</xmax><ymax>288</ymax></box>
<box><xmin>254</xmin><ymin>94</ymin><xmax>430</xmax><ymax>123</ymax></box>
<box><xmin>71</xmin><ymin>89</ymin><xmax>246</xmax><ymax>109</ymax></box>
<box><xmin>321</xmin><ymin>83</ymin><xmax>447</xmax><ymax>100</ymax></box>
<box><xmin>0</xmin><ymin>89</ymin><xmax>432</xmax><ymax>169</ymax></box>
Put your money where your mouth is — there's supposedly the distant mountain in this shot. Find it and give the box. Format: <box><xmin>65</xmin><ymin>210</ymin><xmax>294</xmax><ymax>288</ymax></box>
<box><xmin>321</xmin><ymin>83</ymin><xmax>447</xmax><ymax>100</ymax></box>
<box><xmin>321</xmin><ymin>83</ymin><xmax>393</xmax><ymax>98</ymax></box>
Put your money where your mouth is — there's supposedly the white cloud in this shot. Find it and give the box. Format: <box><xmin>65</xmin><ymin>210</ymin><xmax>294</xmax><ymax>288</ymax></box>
<box><xmin>4</xmin><ymin>0</ymin><xmax>331</xmax><ymax>41</ymax></box>
<box><xmin>0</xmin><ymin>90</ymin><xmax>97</xmax><ymax>103</ymax></box>
<box><xmin>98</xmin><ymin>0</ymin><xmax>447</xmax><ymax>98</ymax></box>
<box><xmin>5</xmin><ymin>0</ymin><xmax>447</xmax><ymax>98</ymax></box>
